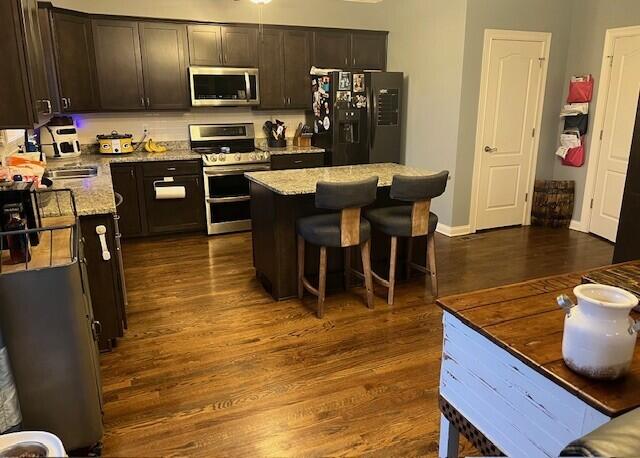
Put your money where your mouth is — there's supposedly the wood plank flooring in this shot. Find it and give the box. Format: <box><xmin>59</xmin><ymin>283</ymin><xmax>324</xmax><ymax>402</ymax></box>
<box><xmin>100</xmin><ymin>227</ymin><xmax>614</xmax><ymax>457</ymax></box>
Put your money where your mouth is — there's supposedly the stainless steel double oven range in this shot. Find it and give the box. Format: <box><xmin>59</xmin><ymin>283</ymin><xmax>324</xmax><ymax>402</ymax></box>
<box><xmin>190</xmin><ymin>123</ymin><xmax>270</xmax><ymax>235</ymax></box>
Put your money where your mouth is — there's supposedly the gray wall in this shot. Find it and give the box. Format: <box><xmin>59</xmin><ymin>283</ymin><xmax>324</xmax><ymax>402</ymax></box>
<box><xmin>451</xmin><ymin>0</ymin><xmax>573</xmax><ymax>227</ymax></box>
<box><xmin>552</xmin><ymin>0</ymin><xmax>640</xmax><ymax>222</ymax></box>
<box><xmin>382</xmin><ymin>0</ymin><xmax>467</xmax><ymax>226</ymax></box>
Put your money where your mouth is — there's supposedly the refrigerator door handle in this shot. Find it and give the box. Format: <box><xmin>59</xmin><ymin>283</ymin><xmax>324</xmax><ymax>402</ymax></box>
<box><xmin>371</xmin><ymin>90</ymin><xmax>378</xmax><ymax>148</ymax></box>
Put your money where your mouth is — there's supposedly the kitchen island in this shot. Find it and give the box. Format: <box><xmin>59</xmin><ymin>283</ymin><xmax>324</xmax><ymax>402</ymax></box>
<box><xmin>246</xmin><ymin>163</ymin><xmax>435</xmax><ymax>300</ymax></box>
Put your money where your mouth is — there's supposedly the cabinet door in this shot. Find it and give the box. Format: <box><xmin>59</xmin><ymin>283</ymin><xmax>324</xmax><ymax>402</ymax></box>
<box><xmin>313</xmin><ymin>30</ymin><xmax>350</xmax><ymax>69</ymax></box>
<box><xmin>187</xmin><ymin>24</ymin><xmax>223</xmax><ymax>66</ymax></box>
<box><xmin>144</xmin><ymin>175</ymin><xmax>205</xmax><ymax>234</ymax></box>
<box><xmin>79</xmin><ymin>214</ymin><xmax>125</xmax><ymax>351</ymax></box>
<box><xmin>221</xmin><ymin>25</ymin><xmax>258</xmax><ymax>67</ymax></box>
<box><xmin>111</xmin><ymin>164</ymin><xmax>144</xmax><ymax>237</ymax></box>
<box><xmin>38</xmin><ymin>5</ymin><xmax>61</xmax><ymax>114</ymax></box>
<box><xmin>139</xmin><ymin>22</ymin><xmax>189</xmax><ymax>110</ymax></box>
<box><xmin>283</xmin><ymin>29</ymin><xmax>311</xmax><ymax>108</ymax></box>
<box><xmin>52</xmin><ymin>11</ymin><xmax>99</xmax><ymax>112</ymax></box>
<box><xmin>258</xmin><ymin>28</ymin><xmax>285</xmax><ymax>109</ymax></box>
<box><xmin>0</xmin><ymin>1</ymin><xmax>34</xmax><ymax>128</ymax></box>
<box><xmin>21</xmin><ymin>0</ymin><xmax>51</xmax><ymax>124</ymax></box>
<box><xmin>92</xmin><ymin>19</ymin><xmax>145</xmax><ymax>111</ymax></box>
<box><xmin>351</xmin><ymin>32</ymin><xmax>387</xmax><ymax>70</ymax></box>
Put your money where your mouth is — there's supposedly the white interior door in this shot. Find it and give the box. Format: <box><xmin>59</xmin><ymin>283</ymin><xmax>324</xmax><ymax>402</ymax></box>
<box><xmin>590</xmin><ymin>34</ymin><xmax>640</xmax><ymax>242</ymax></box>
<box><xmin>474</xmin><ymin>34</ymin><xmax>549</xmax><ymax>231</ymax></box>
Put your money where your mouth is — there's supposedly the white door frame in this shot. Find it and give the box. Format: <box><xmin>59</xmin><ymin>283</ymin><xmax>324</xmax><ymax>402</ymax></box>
<box><xmin>574</xmin><ymin>25</ymin><xmax>640</xmax><ymax>233</ymax></box>
<box><xmin>468</xmin><ymin>29</ymin><xmax>552</xmax><ymax>233</ymax></box>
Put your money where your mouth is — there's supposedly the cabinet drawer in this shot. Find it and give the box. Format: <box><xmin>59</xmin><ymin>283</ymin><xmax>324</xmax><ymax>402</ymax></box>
<box><xmin>142</xmin><ymin>160</ymin><xmax>201</xmax><ymax>177</ymax></box>
<box><xmin>270</xmin><ymin>153</ymin><xmax>325</xmax><ymax>171</ymax></box>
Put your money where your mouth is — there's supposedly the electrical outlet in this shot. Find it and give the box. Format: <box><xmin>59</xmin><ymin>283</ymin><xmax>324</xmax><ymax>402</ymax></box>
<box><xmin>142</xmin><ymin>125</ymin><xmax>150</xmax><ymax>135</ymax></box>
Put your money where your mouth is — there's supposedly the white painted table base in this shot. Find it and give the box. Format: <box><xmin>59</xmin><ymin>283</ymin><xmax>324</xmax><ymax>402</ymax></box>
<box><xmin>438</xmin><ymin>312</ymin><xmax>611</xmax><ymax>458</ymax></box>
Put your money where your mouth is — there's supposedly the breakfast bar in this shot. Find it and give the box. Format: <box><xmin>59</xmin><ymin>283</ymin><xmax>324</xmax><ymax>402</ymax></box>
<box><xmin>246</xmin><ymin>163</ymin><xmax>435</xmax><ymax>300</ymax></box>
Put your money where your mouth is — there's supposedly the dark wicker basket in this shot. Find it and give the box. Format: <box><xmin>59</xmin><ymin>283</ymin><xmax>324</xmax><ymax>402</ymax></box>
<box><xmin>531</xmin><ymin>180</ymin><xmax>575</xmax><ymax>228</ymax></box>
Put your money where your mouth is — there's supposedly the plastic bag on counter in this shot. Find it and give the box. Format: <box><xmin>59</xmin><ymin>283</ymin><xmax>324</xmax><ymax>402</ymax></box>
<box><xmin>0</xmin><ymin>332</ymin><xmax>21</xmax><ymax>434</ymax></box>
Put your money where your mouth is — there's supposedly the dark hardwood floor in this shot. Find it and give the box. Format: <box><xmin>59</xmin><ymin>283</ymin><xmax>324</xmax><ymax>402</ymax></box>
<box><xmin>100</xmin><ymin>227</ymin><xmax>614</xmax><ymax>457</ymax></box>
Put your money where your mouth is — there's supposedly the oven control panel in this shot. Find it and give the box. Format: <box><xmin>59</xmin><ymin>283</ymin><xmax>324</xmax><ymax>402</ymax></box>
<box><xmin>202</xmin><ymin>151</ymin><xmax>270</xmax><ymax>167</ymax></box>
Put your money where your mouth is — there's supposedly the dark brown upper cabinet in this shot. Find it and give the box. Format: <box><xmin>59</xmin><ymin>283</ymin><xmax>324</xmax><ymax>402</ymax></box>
<box><xmin>313</xmin><ymin>30</ymin><xmax>350</xmax><ymax>69</ymax></box>
<box><xmin>52</xmin><ymin>11</ymin><xmax>99</xmax><ymax>112</ymax></box>
<box><xmin>139</xmin><ymin>22</ymin><xmax>189</xmax><ymax>110</ymax></box>
<box><xmin>258</xmin><ymin>28</ymin><xmax>285</xmax><ymax>109</ymax></box>
<box><xmin>92</xmin><ymin>19</ymin><xmax>145</xmax><ymax>111</ymax></box>
<box><xmin>0</xmin><ymin>0</ymin><xmax>52</xmax><ymax>128</ymax></box>
<box><xmin>221</xmin><ymin>25</ymin><xmax>258</xmax><ymax>67</ymax></box>
<box><xmin>38</xmin><ymin>4</ymin><xmax>61</xmax><ymax>114</ymax></box>
<box><xmin>187</xmin><ymin>24</ymin><xmax>258</xmax><ymax>67</ymax></box>
<box><xmin>283</xmin><ymin>29</ymin><xmax>311</xmax><ymax>108</ymax></box>
<box><xmin>258</xmin><ymin>27</ymin><xmax>311</xmax><ymax>110</ymax></box>
<box><xmin>351</xmin><ymin>31</ymin><xmax>387</xmax><ymax>70</ymax></box>
<box><xmin>187</xmin><ymin>24</ymin><xmax>223</xmax><ymax>66</ymax></box>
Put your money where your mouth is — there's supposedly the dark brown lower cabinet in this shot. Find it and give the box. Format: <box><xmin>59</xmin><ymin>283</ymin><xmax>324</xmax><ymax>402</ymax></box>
<box><xmin>80</xmin><ymin>214</ymin><xmax>125</xmax><ymax>351</ymax></box>
<box><xmin>143</xmin><ymin>174</ymin><xmax>206</xmax><ymax>234</ymax></box>
<box><xmin>111</xmin><ymin>163</ymin><xmax>145</xmax><ymax>237</ymax></box>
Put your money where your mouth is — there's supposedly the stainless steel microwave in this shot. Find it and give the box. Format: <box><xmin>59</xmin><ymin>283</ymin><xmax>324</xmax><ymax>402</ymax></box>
<box><xmin>189</xmin><ymin>67</ymin><xmax>260</xmax><ymax>107</ymax></box>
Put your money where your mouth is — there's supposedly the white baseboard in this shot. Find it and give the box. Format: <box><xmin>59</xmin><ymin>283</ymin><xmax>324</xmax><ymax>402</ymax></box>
<box><xmin>569</xmin><ymin>219</ymin><xmax>588</xmax><ymax>233</ymax></box>
<box><xmin>436</xmin><ymin>223</ymin><xmax>472</xmax><ymax>237</ymax></box>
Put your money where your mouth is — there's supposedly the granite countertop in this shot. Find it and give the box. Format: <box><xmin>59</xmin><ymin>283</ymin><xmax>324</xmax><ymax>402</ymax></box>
<box><xmin>47</xmin><ymin>149</ymin><xmax>201</xmax><ymax>216</ymax></box>
<box><xmin>245</xmin><ymin>163</ymin><xmax>435</xmax><ymax>196</ymax></box>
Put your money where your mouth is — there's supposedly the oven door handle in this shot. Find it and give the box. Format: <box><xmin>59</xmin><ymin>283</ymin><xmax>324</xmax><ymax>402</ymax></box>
<box><xmin>245</xmin><ymin>71</ymin><xmax>251</xmax><ymax>102</ymax></box>
<box><xmin>204</xmin><ymin>166</ymin><xmax>270</xmax><ymax>177</ymax></box>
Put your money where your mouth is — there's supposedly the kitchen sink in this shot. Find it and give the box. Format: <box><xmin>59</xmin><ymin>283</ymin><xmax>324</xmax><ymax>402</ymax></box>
<box><xmin>45</xmin><ymin>166</ymin><xmax>98</xmax><ymax>179</ymax></box>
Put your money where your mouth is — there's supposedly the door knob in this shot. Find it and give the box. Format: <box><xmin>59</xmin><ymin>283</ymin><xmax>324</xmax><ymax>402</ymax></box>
<box><xmin>484</xmin><ymin>146</ymin><xmax>498</xmax><ymax>153</ymax></box>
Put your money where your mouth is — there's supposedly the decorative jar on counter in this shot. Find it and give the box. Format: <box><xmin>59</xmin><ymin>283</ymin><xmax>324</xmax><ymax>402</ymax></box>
<box><xmin>558</xmin><ymin>284</ymin><xmax>640</xmax><ymax>380</ymax></box>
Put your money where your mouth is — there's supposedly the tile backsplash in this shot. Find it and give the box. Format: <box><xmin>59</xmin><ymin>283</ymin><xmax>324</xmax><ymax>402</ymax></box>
<box><xmin>72</xmin><ymin>108</ymin><xmax>307</xmax><ymax>144</ymax></box>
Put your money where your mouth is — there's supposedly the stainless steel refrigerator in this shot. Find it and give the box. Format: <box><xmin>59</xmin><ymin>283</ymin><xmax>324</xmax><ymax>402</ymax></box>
<box><xmin>310</xmin><ymin>71</ymin><xmax>404</xmax><ymax>166</ymax></box>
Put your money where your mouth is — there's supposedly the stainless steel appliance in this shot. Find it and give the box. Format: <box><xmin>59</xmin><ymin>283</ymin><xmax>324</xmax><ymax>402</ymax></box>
<box><xmin>39</xmin><ymin>116</ymin><xmax>81</xmax><ymax>159</ymax></box>
<box><xmin>189</xmin><ymin>67</ymin><xmax>260</xmax><ymax>107</ymax></box>
<box><xmin>190</xmin><ymin>123</ymin><xmax>270</xmax><ymax>235</ymax></box>
<box><xmin>310</xmin><ymin>71</ymin><xmax>404</xmax><ymax>166</ymax></box>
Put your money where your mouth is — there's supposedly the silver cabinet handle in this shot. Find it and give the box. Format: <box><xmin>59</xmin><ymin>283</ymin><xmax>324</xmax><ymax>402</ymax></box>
<box><xmin>484</xmin><ymin>146</ymin><xmax>498</xmax><ymax>153</ymax></box>
<box><xmin>96</xmin><ymin>225</ymin><xmax>111</xmax><ymax>261</ymax></box>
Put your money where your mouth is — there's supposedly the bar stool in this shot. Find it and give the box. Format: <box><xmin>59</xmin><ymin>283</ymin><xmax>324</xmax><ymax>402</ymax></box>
<box><xmin>296</xmin><ymin>177</ymin><xmax>379</xmax><ymax>318</ymax></box>
<box><xmin>365</xmin><ymin>171</ymin><xmax>449</xmax><ymax>305</ymax></box>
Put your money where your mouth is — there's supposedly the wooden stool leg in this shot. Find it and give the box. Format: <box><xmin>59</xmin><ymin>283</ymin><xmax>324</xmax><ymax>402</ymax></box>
<box><xmin>297</xmin><ymin>235</ymin><xmax>305</xmax><ymax>299</ymax></box>
<box><xmin>317</xmin><ymin>246</ymin><xmax>327</xmax><ymax>318</ymax></box>
<box><xmin>427</xmin><ymin>232</ymin><xmax>438</xmax><ymax>297</ymax></box>
<box><xmin>360</xmin><ymin>240</ymin><xmax>374</xmax><ymax>309</ymax></box>
<box><xmin>388</xmin><ymin>236</ymin><xmax>398</xmax><ymax>305</ymax></box>
<box><xmin>406</xmin><ymin>237</ymin><xmax>413</xmax><ymax>279</ymax></box>
<box><xmin>344</xmin><ymin>246</ymin><xmax>351</xmax><ymax>290</ymax></box>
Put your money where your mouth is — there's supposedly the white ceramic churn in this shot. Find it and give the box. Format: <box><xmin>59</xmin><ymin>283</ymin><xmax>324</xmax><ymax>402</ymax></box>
<box><xmin>557</xmin><ymin>284</ymin><xmax>640</xmax><ymax>380</ymax></box>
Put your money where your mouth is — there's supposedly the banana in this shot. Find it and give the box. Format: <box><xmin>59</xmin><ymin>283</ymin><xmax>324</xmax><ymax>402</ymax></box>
<box><xmin>144</xmin><ymin>139</ymin><xmax>167</xmax><ymax>153</ymax></box>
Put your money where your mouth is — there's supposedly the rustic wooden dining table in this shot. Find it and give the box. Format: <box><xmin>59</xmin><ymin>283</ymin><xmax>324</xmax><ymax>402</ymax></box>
<box><xmin>436</xmin><ymin>263</ymin><xmax>640</xmax><ymax>457</ymax></box>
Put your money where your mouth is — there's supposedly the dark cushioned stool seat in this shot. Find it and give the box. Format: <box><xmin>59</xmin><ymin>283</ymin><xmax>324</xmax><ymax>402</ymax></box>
<box><xmin>366</xmin><ymin>206</ymin><xmax>438</xmax><ymax>238</ymax></box>
<box><xmin>297</xmin><ymin>214</ymin><xmax>371</xmax><ymax>248</ymax></box>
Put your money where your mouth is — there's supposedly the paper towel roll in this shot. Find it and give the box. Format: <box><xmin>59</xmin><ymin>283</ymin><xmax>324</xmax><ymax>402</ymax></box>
<box><xmin>155</xmin><ymin>186</ymin><xmax>186</xmax><ymax>200</ymax></box>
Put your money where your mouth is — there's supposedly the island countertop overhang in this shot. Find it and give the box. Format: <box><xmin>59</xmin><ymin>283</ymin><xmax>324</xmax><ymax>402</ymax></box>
<box><xmin>245</xmin><ymin>163</ymin><xmax>436</xmax><ymax>196</ymax></box>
